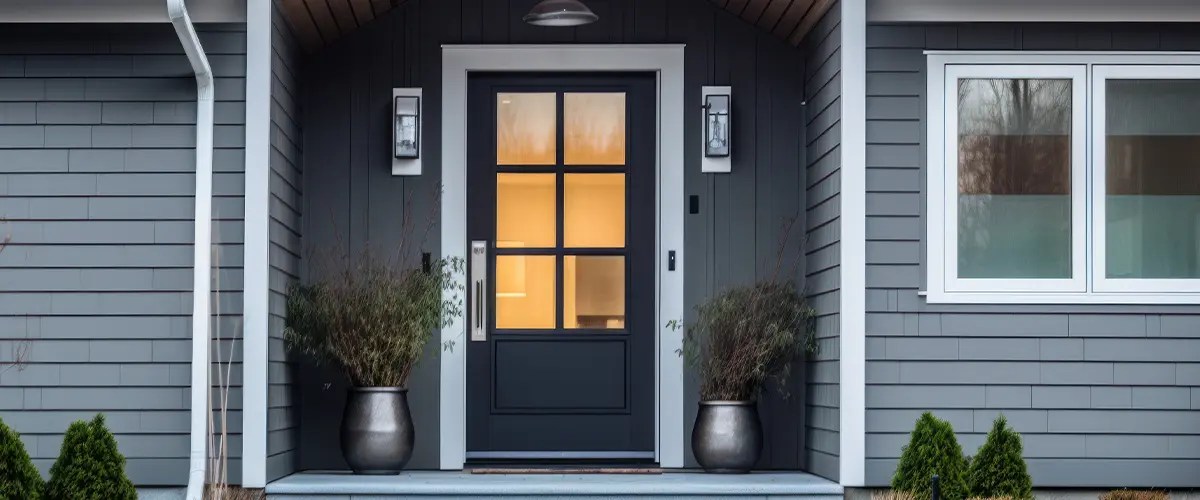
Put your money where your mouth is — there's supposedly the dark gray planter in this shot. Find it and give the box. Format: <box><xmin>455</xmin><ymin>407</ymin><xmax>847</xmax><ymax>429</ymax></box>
<box><xmin>691</xmin><ymin>400</ymin><xmax>762</xmax><ymax>473</ymax></box>
<box><xmin>340</xmin><ymin>387</ymin><xmax>414</xmax><ymax>474</ymax></box>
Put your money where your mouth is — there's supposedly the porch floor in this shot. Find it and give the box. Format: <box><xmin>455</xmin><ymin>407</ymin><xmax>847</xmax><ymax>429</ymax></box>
<box><xmin>266</xmin><ymin>470</ymin><xmax>844</xmax><ymax>499</ymax></box>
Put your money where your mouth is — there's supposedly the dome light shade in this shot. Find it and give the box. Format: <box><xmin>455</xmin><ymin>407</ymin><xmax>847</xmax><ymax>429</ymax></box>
<box><xmin>523</xmin><ymin>0</ymin><xmax>598</xmax><ymax>27</ymax></box>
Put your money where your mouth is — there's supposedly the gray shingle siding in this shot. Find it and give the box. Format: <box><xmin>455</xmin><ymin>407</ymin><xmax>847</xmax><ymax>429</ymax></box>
<box><xmin>267</xmin><ymin>0</ymin><xmax>303</xmax><ymax>483</ymax></box>
<box><xmin>0</xmin><ymin>23</ymin><xmax>246</xmax><ymax>486</ymax></box>
<box><xmin>865</xmin><ymin>22</ymin><xmax>1200</xmax><ymax>488</ymax></box>
<box><xmin>803</xmin><ymin>2</ymin><xmax>841</xmax><ymax>483</ymax></box>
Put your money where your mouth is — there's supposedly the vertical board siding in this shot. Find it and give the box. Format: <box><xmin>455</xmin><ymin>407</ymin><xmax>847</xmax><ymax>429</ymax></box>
<box><xmin>801</xmin><ymin>1</ymin><xmax>841</xmax><ymax>483</ymax></box>
<box><xmin>267</xmin><ymin>1</ymin><xmax>304</xmax><ymax>483</ymax></box>
<box><xmin>865</xmin><ymin>23</ymin><xmax>1200</xmax><ymax>488</ymax></box>
<box><xmin>0</xmin><ymin>23</ymin><xmax>247</xmax><ymax>486</ymax></box>
<box><xmin>299</xmin><ymin>0</ymin><xmax>810</xmax><ymax>471</ymax></box>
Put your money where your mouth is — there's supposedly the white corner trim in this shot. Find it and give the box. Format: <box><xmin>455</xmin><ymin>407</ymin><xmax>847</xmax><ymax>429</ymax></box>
<box><xmin>240</xmin><ymin>0</ymin><xmax>271</xmax><ymax>488</ymax></box>
<box><xmin>439</xmin><ymin>44</ymin><xmax>687</xmax><ymax>470</ymax></box>
<box><xmin>839</xmin><ymin>0</ymin><xmax>867</xmax><ymax>488</ymax></box>
<box><xmin>868</xmin><ymin>0</ymin><xmax>1200</xmax><ymax>23</ymax></box>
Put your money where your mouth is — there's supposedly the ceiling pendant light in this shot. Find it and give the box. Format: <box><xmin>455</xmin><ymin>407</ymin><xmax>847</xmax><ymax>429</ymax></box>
<box><xmin>523</xmin><ymin>0</ymin><xmax>599</xmax><ymax>27</ymax></box>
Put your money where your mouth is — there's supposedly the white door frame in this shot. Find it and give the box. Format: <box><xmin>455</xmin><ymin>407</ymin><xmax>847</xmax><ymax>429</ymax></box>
<box><xmin>439</xmin><ymin>44</ymin><xmax>686</xmax><ymax>470</ymax></box>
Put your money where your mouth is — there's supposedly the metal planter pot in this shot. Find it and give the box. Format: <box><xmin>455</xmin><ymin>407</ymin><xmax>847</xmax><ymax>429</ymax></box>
<box><xmin>340</xmin><ymin>387</ymin><xmax>415</xmax><ymax>475</ymax></box>
<box><xmin>691</xmin><ymin>400</ymin><xmax>763</xmax><ymax>473</ymax></box>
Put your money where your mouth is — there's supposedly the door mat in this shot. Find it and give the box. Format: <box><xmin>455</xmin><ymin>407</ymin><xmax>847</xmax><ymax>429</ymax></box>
<box><xmin>469</xmin><ymin>467</ymin><xmax>663</xmax><ymax>474</ymax></box>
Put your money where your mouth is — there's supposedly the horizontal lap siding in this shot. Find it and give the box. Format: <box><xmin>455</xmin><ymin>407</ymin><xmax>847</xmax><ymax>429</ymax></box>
<box><xmin>0</xmin><ymin>24</ymin><xmax>247</xmax><ymax>486</ymax></box>
<box><xmin>299</xmin><ymin>0</ymin><xmax>809</xmax><ymax>471</ymax></box>
<box><xmin>267</xmin><ymin>0</ymin><xmax>304</xmax><ymax>483</ymax></box>
<box><xmin>864</xmin><ymin>22</ymin><xmax>1200</xmax><ymax>488</ymax></box>
<box><xmin>802</xmin><ymin>2</ymin><xmax>841</xmax><ymax>483</ymax></box>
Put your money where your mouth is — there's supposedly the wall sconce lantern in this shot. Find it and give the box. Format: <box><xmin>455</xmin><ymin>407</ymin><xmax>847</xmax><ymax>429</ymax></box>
<box><xmin>704</xmin><ymin>94</ymin><xmax>730</xmax><ymax>157</ymax></box>
<box><xmin>392</xmin><ymin>88</ymin><xmax>422</xmax><ymax>176</ymax></box>
<box><xmin>394</xmin><ymin>95</ymin><xmax>420</xmax><ymax>159</ymax></box>
<box><xmin>701</xmin><ymin>86</ymin><xmax>732</xmax><ymax>173</ymax></box>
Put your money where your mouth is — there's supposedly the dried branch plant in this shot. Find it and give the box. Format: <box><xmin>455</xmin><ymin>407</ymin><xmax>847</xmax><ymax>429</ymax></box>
<box><xmin>0</xmin><ymin>218</ymin><xmax>34</xmax><ymax>376</ymax></box>
<box><xmin>284</xmin><ymin>183</ymin><xmax>465</xmax><ymax>388</ymax></box>
<box><xmin>671</xmin><ymin>215</ymin><xmax>817</xmax><ymax>402</ymax></box>
<box><xmin>204</xmin><ymin>223</ymin><xmax>262</xmax><ymax>500</ymax></box>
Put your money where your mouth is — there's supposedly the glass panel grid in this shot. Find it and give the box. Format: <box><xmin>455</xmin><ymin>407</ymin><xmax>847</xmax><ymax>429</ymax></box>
<box><xmin>493</xmin><ymin>89</ymin><xmax>630</xmax><ymax>332</ymax></box>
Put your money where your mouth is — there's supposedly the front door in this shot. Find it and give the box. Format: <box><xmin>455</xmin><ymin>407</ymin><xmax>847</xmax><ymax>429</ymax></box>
<box><xmin>466</xmin><ymin>72</ymin><xmax>656</xmax><ymax>462</ymax></box>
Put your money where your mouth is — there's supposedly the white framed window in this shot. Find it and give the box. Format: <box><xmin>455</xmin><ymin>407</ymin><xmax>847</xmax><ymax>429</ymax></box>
<box><xmin>926</xmin><ymin>53</ymin><xmax>1200</xmax><ymax>304</ymax></box>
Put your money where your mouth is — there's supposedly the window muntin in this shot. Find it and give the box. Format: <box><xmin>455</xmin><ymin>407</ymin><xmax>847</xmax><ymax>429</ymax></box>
<box><xmin>928</xmin><ymin>58</ymin><xmax>1200</xmax><ymax>303</ymax></box>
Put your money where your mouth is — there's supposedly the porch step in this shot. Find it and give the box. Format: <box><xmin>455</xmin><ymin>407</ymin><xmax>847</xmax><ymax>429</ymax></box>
<box><xmin>266</xmin><ymin>471</ymin><xmax>844</xmax><ymax>499</ymax></box>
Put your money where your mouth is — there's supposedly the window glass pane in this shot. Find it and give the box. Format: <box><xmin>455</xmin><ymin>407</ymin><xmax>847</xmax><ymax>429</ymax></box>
<box><xmin>497</xmin><ymin>173</ymin><xmax>556</xmax><ymax>248</ymax></box>
<box><xmin>564</xmin><ymin>174</ymin><xmax>625</xmax><ymax>248</ymax></box>
<box><xmin>496</xmin><ymin>255</ymin><xmax>556</xmax><ymax>329</ymax></box>
<box><xmin>1105</xmin><ymin>79</ymin><xmax>1200</xmax><ymax>279</ymax></box>
<box><xmin>565</xmin><ymin>93</ymin><xmax>626</xmax><ymax>165</ymax></box>
<box><xmin>565</xmin><ymin>256</ymin><xmax>625</xmax><ymax>329</ymax></box>
<box><xmin>957</xmin><ymin>78</ymin><xmax>1073</xmax><ymax>279</ymax></box>
<box><xmin>497</xmin><ymin>93</ymin><xmax>556</xmax><ymax>165</ymax></box>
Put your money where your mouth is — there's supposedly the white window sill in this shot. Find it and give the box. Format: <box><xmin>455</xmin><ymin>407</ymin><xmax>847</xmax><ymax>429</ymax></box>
<box><xmin>919</xmin><ymin>290</ymin><xmax>1200</xmax><ymax>305</ymax></box>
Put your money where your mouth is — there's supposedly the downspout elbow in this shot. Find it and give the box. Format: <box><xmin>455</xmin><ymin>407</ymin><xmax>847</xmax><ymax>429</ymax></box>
<box><xmin>168</xmin><ymin>1</ymin><xmax>215</xmax><ymax>499</ymax></box>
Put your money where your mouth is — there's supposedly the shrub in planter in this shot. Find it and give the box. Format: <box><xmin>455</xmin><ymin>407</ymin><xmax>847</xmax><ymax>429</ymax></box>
<box><xmin>967</xmin><ymin>415</ymin><xmax>1032</xmax><ymax>500</ymax></box>
<box><xmin>0</xmin><ymin>416</ymin><xmax>44</xmax><ymax>500</ymax></box>
<box><xmin>1101</xmin><ymin>491</ymin><xmax>1170</xmax><ymax>500</ymax></box>
<box><xmin>674</xmin><ymin>218</ymin><xmax>818</xmax><ymax>472</ymax></box>
<box><xmin>284</xmin><ymin>200</ymin><xmax>464</xmax><ymax>474</ymax></box>
<box><xmin>45</xmin><ymin>414</ymin><xmax>136</xmax><ymax>500</ymax></box>
<box><xmin>891</xmin><ymin>412</ymin><xmax>968</xmax><ymax>500</ymax></box>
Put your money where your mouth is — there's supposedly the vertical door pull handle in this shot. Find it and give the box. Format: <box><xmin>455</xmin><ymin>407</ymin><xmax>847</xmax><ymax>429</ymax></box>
<box><xmin>470</xmin><ymin>241</ymin><xmax>488</xmax><ymax>341</ymax></box>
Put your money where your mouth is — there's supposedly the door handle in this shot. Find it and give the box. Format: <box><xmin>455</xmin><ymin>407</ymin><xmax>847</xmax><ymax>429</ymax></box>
<box><xmin>470</xmin><ymin>241</ymin><xmax>488</xmax><ymax>341</ymax></box>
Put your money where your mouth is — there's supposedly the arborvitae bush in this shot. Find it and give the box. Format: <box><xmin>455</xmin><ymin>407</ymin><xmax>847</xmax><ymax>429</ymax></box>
<box><xmin>891</xmin><ymin>412</ymin><xmax>968</xmax><ymax>500</ymax></box>
<box><xmin>967</xmin><ymin>415</ymin><xmax>1033</xmax><ymax>499</ymax></box>
<box><xmin>0</xmin><ymin>417</ymin><xmax>44</xmax><ymax>500</ymax></box>
<box><xmin>45</xmin><ymin>414</ymin><xmax>136</xmax><ymax>500</ymax></box>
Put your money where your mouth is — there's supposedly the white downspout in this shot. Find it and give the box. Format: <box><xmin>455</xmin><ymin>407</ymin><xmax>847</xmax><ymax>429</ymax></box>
<box><xmin>167</xmin><ymin>1</ymin><xmax>215</xmax><ymax>499</ymax></box>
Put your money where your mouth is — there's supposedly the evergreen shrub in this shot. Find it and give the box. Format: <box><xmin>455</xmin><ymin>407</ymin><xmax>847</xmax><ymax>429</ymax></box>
<box><xmin>891</xmin><ymin>411</ymin><xmax>968</xmax><ymax>500</ymax></box>
<box><xmin>966</xmin><ymin>415</ymin><xmax>1033</xmax><ymax>499</ymax></box>
<box><xmin>45</xmin><ymin>414</ymin><xmax>137</xmax><ymax>500</ymax></box>
<box><xmin>0</xmin><ymin>416</ymin><xmax>44</xmax><ymax>500</ymax></box>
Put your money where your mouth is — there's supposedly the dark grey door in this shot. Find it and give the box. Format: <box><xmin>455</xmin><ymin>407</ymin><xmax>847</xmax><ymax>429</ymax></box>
<box><xmin>466</xmin><ymin>73</ymin><xmax>656</xmax><ymax>462</ymax></box>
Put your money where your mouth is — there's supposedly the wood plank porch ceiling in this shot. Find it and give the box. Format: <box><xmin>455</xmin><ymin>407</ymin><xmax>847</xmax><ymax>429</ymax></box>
<box><xmin>280</xmin><ymin>0</ymin><xmax>832</xmax><ymax>52</ymax></box>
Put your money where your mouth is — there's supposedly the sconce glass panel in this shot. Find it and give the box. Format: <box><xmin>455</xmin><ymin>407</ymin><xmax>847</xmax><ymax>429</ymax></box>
<box><xmin>395</xmin><ymin>96</ymin><xmax>420</xmax><ymax>159</ymax></box>
<box><xmin>704</xmin><ymin>94</ymin><xmax>730</xmax><ymax>158</ymax></box>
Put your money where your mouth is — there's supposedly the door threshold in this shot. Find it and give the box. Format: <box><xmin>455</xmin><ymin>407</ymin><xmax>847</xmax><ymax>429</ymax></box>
<box><xmin>469</xmin><ymin>466</ymin><xmax>663</xmax><ymax>474</ymax></box>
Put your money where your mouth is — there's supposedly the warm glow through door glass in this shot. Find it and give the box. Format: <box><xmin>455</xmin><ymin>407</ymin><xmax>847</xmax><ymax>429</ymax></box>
<box><xmin>565</xmin><ymin>93</ymin><xmax>626</xmax><ymax>165</ymax></box>
<box><xmin>564</xmin><ymin>173</ymin><xmax>625</xmax><ymax>248</ymax></box>
<box><xmin>564</xmin><ymin>255</ymin><xmax>625</xmax><ymax>329</ymax></box>
<box><xmin>497</xmin><ymin>173</ymin><xmax>556</xmax><ymax>248</ymax></box>
<box><xmin>497</xmin><ymin>93</ymin><xmax>557</xmax><ymax>165</ymax></box>
<box><xmin>496</xmin><ymin>255</ymin><xmax>556</xmax><ymax>329</ymax></box>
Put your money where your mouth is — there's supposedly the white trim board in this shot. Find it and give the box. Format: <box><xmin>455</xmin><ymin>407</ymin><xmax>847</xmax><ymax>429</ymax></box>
<box><xmin>839</xmin><ymin>0</ymin><xmax>868</xmax><ymax>488</ymax></box>
<box><xmin>868</xmin><ymin>0</ymin><xmax>1200</xmax><ymax>22</ymax></box>
<box><xmin>0</xmin><ymin>0</ymin><xmax>246</xmax><ymax>22</ymax></box>
<box><xmin>439</xmin><ymin>44</ymin><xmax>686</xmax><ymax>470</ymax></box>
<box><xmin>240</xmin><ymin>0</ymin><xmax>271</xmax><ymax>488</ymax></box>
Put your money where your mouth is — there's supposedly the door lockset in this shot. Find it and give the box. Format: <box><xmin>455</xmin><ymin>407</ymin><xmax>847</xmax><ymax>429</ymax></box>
<box><xmin>470</xmin><ymin>241</ymin><xmax>488</xmax><ymax>341</ymax></box>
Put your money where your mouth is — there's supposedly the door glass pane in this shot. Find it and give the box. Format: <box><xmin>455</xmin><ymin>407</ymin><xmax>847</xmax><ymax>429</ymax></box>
<box><xmin>564</xmin><ymin>173</ymin><xmax>625</xmax><ymax>248</ymax></box>
<box><xmin>496</xmin><ymin>255</ymin><xmax>556</xmax><ymax>329</ymax></box>
<box><xmin>565</xmin><ymin>93</ymin><xmax>626</xmax><ymax>165</ymax></box>
<box><xmin>565</xmin><ymin>256</ymin><xmax>625</xmax><ymax>329</ymax></box>
<box><xmin>956</xmin><ymin>78</ymin><xmax>1073</xmax><ymax>279</ymax></box>
<box><xmin>497</xmin><ymin>93</ymin><xmax>556</xmax><ymax>165</ymax></box>
<box><xmin>497</xmin><ymin>173</ymin><xmax>556</xmax><ymax>248</ymax></box>
<box><xmin>1105</xmin><ymin>79</ymin><xmax>1200</xmax><ymax>279</ymax></box>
